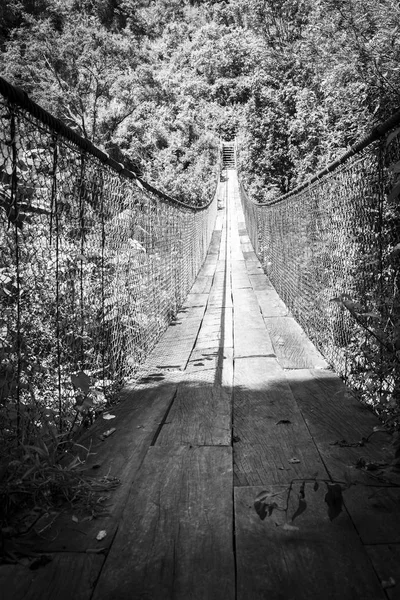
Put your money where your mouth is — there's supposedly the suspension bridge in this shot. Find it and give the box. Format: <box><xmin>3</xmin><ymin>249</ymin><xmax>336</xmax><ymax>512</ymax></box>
<box><xmin>1</xmin><ymin>77</ymin><xmax>400</xmax><ymax>599</ymax></box>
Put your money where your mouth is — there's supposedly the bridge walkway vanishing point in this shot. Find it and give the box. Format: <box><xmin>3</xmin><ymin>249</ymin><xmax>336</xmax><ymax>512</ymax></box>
<box><xmin>2</xmin><ymin>170</ymin><xmax>400</xmax><ymax>600</ymax></box>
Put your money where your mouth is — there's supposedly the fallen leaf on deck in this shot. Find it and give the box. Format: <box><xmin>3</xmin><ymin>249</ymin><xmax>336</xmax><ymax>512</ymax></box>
<box><xmin>96</xmin><ymin>530</ymin><xmax>107</xmax><ymax>541</ymax></box>
<box><xmin>382</xmin><ymin>577</ymin><xmax>396</xmax><ymax>589</ymax></box>
<box><xmin>288</xmin><ymin>457</ymin><xmax>300</xmax><ymax>464</ymax></box>
<box><xmin>282</xmin><ymin>522</ymin><xmax>299</xmax><ymax>531</ymax></box>
<box><xmin>99</xmin><ymin>427</ymin><xmax>116</xmax><ymax>441</ymax></box>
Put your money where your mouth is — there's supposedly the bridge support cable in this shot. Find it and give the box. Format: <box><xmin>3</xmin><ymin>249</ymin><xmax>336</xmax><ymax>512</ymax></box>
<box><xmin>239</xmin><ymin>111</ymin><xmax>400</xmax><ymax>412</ymax></box>
<box><xmin>0</xmin><ymin>77</ymin><xmax>217</xmax><ymax>442</ymax></box>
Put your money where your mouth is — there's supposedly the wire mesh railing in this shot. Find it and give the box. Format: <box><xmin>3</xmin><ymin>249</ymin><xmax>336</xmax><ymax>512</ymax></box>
<box><xmin>240</xmin><ymin>112</ymin><xmax>400</xmax><ymax>416</ymax></box>
<box><xmin>0</xmin><ymin>77</ymin><xmax>217</xmax><ymax>445</ymax></box>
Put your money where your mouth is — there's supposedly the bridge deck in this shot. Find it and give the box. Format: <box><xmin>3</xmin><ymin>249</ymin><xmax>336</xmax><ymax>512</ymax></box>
<box><xmin>2</xmin><ymin>171</ymin><xmax>400</xmax><ymax>599</ymax></box>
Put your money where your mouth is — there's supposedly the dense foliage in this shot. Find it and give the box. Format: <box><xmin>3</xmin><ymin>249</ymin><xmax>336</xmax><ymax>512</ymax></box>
<box><xmin>2</xmin><ymin>0</ymin><xmax>399</xmax><ymax>203</ymax></box>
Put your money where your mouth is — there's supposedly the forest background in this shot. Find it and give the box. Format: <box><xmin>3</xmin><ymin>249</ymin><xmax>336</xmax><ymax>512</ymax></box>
<box><xmin>2</xmin><ymin>0</ymin><xmax>400</xmax><ymax>205</ymax></box>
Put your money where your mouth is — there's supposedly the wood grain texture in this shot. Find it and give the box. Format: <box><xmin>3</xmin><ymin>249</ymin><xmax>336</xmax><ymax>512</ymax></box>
<box><xmin>155</xmin><ymin>369</ymin><xmax>231</xmax><ymax>446</ymax></box>
<box><xmin>343</xmin><ymin>486</ymin><xmax>400</xmax><ymax>544</ymax></box>
<box><xmin>245</xmin><ymin>263</ymin><xmax>264</xmax><ymax>275</ymax></box>
<box><xmin>255</xmin><ymin>289</ymin><xmax>289</xmax><ymax>316</ymax></box>
<box><xmin>93</xmin><ymin>446</ymin><xmax>234</xmax><ymax>600</ymax></box>
<box><xmin>366</xmin><ymin>544</ymin><xmax>400</xmax><ymax>600</ymax></box>
<box><xmin>233</xmin><ymin>357</ymin><xmax>312</xmax><ymax>444</ymax></box>
<box><xmin>233</xmin><ymin>289</ymin><xmax>275</xmax><ymax>357</ymax></box>
<box><xmin>235</xmin><ymin>485</ymin><xmax>385</xmax><ymax>600</ymax></box>
<box><xmin>190</xmin><ymin>275</ymin><xmax>213</xmax><ymax>294</ymax></box>
<box><xmin>250</xmin><ymin>273</ymin><xmax>275</xmax><ymax>291</ymax></box>
<box><xmin>264</xmin><ymin>316</ymin><xmax>329</xmax><ymax>368</ymax></box>
<box><xmin>286</xmin><ymin>369</ymin><xmax>386</xmax><ymax>443</ymax></box>
<box><xmin>234</xmin><ymin>440</ymin><xmax>328</xmax><ymax>486</ymax></box>
<box><xmin>182</xmin><ymin>292</ymin><xmax>209</xmax><ymax>308</ymax></box>
<box><xmin>28</xmin><ymin>380</ymin><xmax>178</xmax><ymax>552</ymax></box>
<box><xmin>0</xmin><ymin>553</ymin><xmax>104</xmax><ymax>600</ymax></box>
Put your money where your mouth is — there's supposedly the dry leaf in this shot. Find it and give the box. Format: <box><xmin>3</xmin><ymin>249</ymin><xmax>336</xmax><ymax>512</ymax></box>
<box><xmin>96</xmin><ymin>530</ymin><xmax>107</xmax><ymax>541</ymax></box>
<box><xmin>382</xmin><ymin>577</ymin><xmax>396</xmax><ymax>590</ymax></box>
<box><xmin>103</xmin><ymin>413</ymin><xmax>116</xmax><ymax>420</ymax></box>
<box><xmin>282</xmin><ymin>522</ymin><xmax>299</xmax><ymax>531</ymax></box>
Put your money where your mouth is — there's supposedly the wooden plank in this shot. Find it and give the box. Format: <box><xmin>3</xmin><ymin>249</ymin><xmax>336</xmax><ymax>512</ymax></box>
<box><xmin>155</xmin><ymin>369</ymin><xmax>231</xmax><ymax>446</ymax></box>
<box><xmin>286</xmin><ymin>369</ymin><xmax>386</xmax><ymax>444</ymax></box>
<box><xmin>234</xmin><ymin>323</ymin><xmax>275</xmax><ymax>358</ymax></box>
<box><xmin>207</xmin><ymin>230</ymin><xmax>222</xmax><ymax>255</ymax></box>
<box><xmin>233</xmin><ymin>357</ymin><xmax>312</xmax><ymax>444</ymax></box>
<box><xmin>195</xmin><ymin>307</ymin><xmax>233</xmax><ymax>349</ymax></box>
<box><xmin>0</xmin><ymin>553</ymin><xmax>104</xmax><ymax>600</ymax></box>
<box><xmin>235</xmin><ymin>485</ymin><xmax>386</xmax><ymax>600</ymax></box>
<box><xmin>255</xmin><ymin>289</ymin><xmax>288</xmax><ymax>316</ymax></box>
<box><xmin>343</xmin><ymin>486</ymin><xmax>400</xmax><ymax>544</ymax></box>
<box><xmin>245</xmin><ymin>262</ymin><xmax>264</xmax><ymax>275</ymax></box>
<box><xmin>242</xmin><ymin>250</ymin><xmax>259</xmax><ymax>262</ymax></box>
<box><xmin>264</xmin><ymin>316</ymin><xmax>329</xmax><ymax>368</ymax></box>
<box><xmin>366</xmin><ymin>545</ymin><xmax>400</xmax><ymax>600</ymax></box>
<box><xmin>231</xmin><ymin>271</ymin><xmax>252</xmax><ymax>289</ymax></box>
<box><xmin>190</xmin><ymin>275</ymin><xmax>213</xmax><ymax>294</ymax></box>
<box><xmin>28</xmin><ymin>380</ymin><xmax>178</xmax><ymax>552</ymax></box>
<box><xmin>315</xmin><ymin>440</ymin><xmax>400</xmax><ymax>487</ymax></box>
<box><xmin>234</xmin><ymin>440</ymin><xmax>328</xmax><ymax>486</ymax></box>
<box><xmin>182</xmin><ymin>292</ymin><xmax>209</xmax><ymax>308</ymax></box>
<box><xmin>250</xmin><ymin>274</ymin><xmax>274</xmax><ymax>291</ymax></box>
<box><xmin>93</xmin><ymin>446</ymin><xmax>234</xmax><ymax>600</ymax></box>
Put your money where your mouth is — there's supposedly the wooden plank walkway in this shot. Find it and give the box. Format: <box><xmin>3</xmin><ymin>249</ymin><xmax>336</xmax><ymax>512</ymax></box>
<box><xmin>2</xmin><ymin>171</ymin><xmax>400</xmax><ymax>599</ymax></box>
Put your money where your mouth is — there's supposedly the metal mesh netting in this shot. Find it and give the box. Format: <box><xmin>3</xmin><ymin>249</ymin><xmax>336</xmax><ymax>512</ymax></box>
<box><xmin>0</xmin><ymin>89</ymin><xmax>217</xmax><ymax>442</ymax></box>
<box><xmin>241</xmin><ymin>128</ymin><xmax>400</xmax><ymax>413</ymax></box>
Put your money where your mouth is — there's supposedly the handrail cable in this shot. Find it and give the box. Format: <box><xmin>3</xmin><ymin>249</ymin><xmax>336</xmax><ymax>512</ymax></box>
<box><xmin>0</xmin><ymin>76</ymin><xmax>213</xmax><ymax>211</ymax></box>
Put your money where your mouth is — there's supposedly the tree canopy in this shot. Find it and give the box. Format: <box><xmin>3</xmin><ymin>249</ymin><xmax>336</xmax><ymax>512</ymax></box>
<box><xmin>1</xmin><ymin>0</ymin><xmax>399</xmax><ymax>203</ymax></box>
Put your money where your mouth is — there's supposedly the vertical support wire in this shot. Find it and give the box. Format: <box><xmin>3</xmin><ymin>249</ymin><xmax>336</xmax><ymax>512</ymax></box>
<box><xmin>51</xmin><ymin>134</ymin><xmax>62</xmax><ymax>433</ymax></box>
<box><xmin>100</xmin><ymin>168</ymin><xmax>106</xmax><ymax>396</ymax></box>
<box><xmin>79</xmin><ymin>152</ymin><xmax>85</xmax><ymax>369</ymax></box>
<box><xmin>10</xmin><ymin>109</ymin><xmax>21</xmax><ymax>440</ymax></box>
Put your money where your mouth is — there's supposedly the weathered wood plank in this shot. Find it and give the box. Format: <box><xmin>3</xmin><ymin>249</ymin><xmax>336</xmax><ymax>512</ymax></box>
<box><xmin>245</xmin><ymin>262</ymin><xmax>264</xmax><ymax>275</ymax></box>
<box><xmin>366</xmin><ymin>544</ymin><xmax>400</xmax><ymax>600</ymax></box>
<box><xmin>233</xmin><ymin>289</ymin><xmax>275</xmax><ymax>356</ymax></box>
<box><xmin>195</xmin><ymin>306</ymin><xmax>233</xmax><ymax>349</ymax></box>
<box><xmin>264</xmin><ymin>316</ymin><xmax>329</xmax><ymax>368</ymax></box>
<box><xmin>235</xmin><ymin>485</ymin><xmax>386</xmax><ymax>600</ymax></box>
<box><xmin>234</xmin><ymin>324</ymin><xmax>275</xmax><ymax>358</ymax></box>
<box><xmin>234</xmin><ymin>440</ymin><xmax>328</xmax><ymax>486</ymax></box>
<box><xmin>190</xmin><ymin>275</ymin><xmax>213</xmax><ymax>294</ymax></box>
<box><xmin>255</xmin><ymin>289</ymin><xmax>288</xmax><ymax>315</ymax></box>
<box><xmin>207</xmin><ymin>230</ymin><xmax>222</xmax><ymax>254</ymax></box>
<box><xmin>343</xmin><ymin>486</ymin><xmax>400</xmax><ymax>544</ymax></box>
<box><xmin>233</xmin><ymin>357</ymin><xmax>312</xmax><ymax>444</ymax></box>
<box><xmin>182</xmin><ymin>292</ymin><xmax>209</xmax><ymax>308</ymax></box>
<box><xmin>28</xmin><ymin>380</ymin><xmax>178</xmax><ymax>552</ymax></box>
<box><xmin>286</xmin><ymin>369</ymin><xmax>386</xmax><ymax>444</ymax></box>
<box><xmin>242</xmin><ymin>250</ymin><xmax>259</xmax><ymax>262</ymax></box>
<box><xmin>250</xmin><ymin>274</ymin><xmax>274</xmax><ymax>291</ymax></box>
<box><xmin>155</xmin><ymin>369</ymin><xmax>231</xmax><ymax>446</ymax></box>
<box><xmin>231</xmin><ymin>271</ymin><xmax>252</xmax><ymax>289</ymax></box>
<box><xmin>93</xmin><ymin>446</ymin><xmax>234</xmax><ymax>600</ymax></box>
<box><xmin>0</xmin><ymin>553</ymin><xmax>104</xmax><ymax>600</ymax></box>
